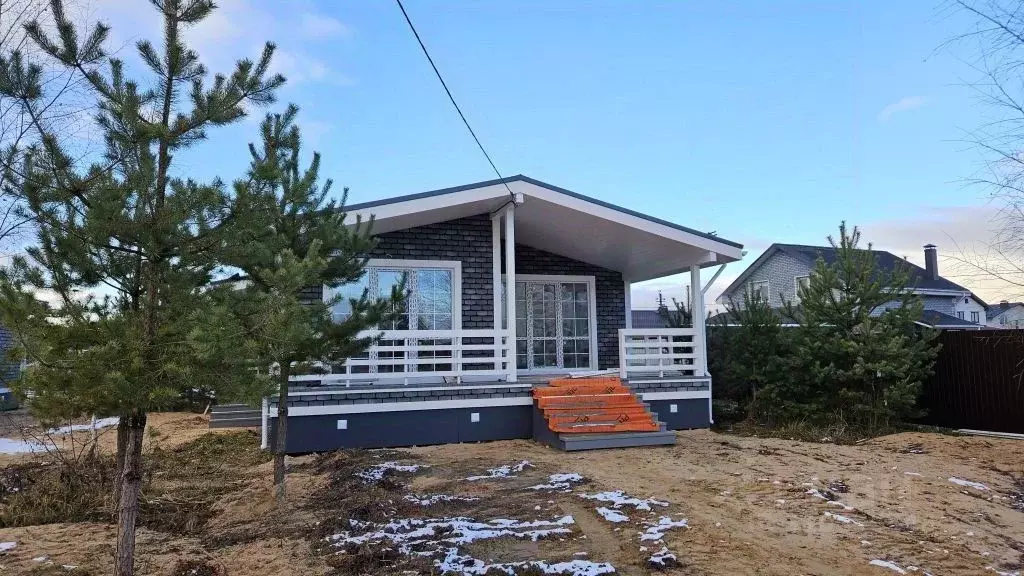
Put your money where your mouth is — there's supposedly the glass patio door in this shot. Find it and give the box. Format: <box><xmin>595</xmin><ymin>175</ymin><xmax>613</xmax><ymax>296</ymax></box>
<box><xmin>511</xmin><ymin>280</ymin><xmax>592</xmax><ymax>371</ymax></box>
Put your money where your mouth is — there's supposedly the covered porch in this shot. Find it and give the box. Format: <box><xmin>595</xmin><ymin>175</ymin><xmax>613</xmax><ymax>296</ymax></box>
<box><xmin>290</xmin><ymin>176</ymin><xmax>743</xmax><ymax>389</ymax></box>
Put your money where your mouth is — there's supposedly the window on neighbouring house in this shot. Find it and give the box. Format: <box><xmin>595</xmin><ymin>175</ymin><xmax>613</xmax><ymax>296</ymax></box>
<box><xmin>794</xmin><ymin>276</ymin><xmax>810</xmax><ymax>302</ymax></box>
<box><xmin>956</xmin><ymin>311</ymin><xmax>965</xmax><ymax>320</ymax></box>
<box><xmin>749</xmin><ymin>280</ymin><xmax>770</xmax><ymax>303</ymax></box>
<box><xmin>971</xmin><ymin>311</ymin><xmax>980</xmax><ymax>323</ymax></box>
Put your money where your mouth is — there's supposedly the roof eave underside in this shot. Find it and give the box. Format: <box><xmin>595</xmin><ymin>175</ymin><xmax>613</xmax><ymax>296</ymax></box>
<box><xmin>345</xmin><ymin>178</ymin><xmax>744</xmax><ymax>282</ymax></box>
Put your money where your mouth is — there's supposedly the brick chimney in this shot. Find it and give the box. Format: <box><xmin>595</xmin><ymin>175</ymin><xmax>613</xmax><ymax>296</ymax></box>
<box><xmin>923</xmin><ymin>244</ymin><xmax>938</xmax><ymax>280</ymax></box>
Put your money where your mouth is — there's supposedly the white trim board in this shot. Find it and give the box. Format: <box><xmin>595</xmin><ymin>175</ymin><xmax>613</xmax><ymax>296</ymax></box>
<box><xmin>286</xmin><ymin>383</ymin><xmax>535</xmax><ymax>396</ymax></box>
<box><xmin>639</xmin><ymin>390</ymin><xmax>711</xmax><ymax>400</ymax></box>
<box><xmin>274</xmin><ymin>397</ymin><xmax>533</xmax><ymax>417</ymax></box>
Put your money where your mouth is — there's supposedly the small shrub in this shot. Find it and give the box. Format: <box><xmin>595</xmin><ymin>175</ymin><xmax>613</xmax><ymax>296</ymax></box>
<box><xmin>0</xmin><ymin>455</ymin><xmax>115</xmax><ymax>528</ymax></box>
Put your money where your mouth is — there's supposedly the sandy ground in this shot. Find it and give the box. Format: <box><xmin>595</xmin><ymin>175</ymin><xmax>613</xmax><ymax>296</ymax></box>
<box><xmin>409</xmin><ymin>431</ymin><xmax>1024</xmax><ymax>575</ymax></box>
<box><xmin>0</xmin><ymin>414</ymin><xmax>1021</xmax><ymax>575</ymax></box>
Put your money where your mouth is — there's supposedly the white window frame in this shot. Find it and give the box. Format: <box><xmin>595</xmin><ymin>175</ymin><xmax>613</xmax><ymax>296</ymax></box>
<box><xmin>970</xmin><ymin>311</ymin><xmax>980</xmax><ymax>323</ymax></box>
<box><xmin>749</xmin><ymin>280</ymin><xmax>770</xmax><ymax>302</ymax></box>
<box><xmin>502</xmin><ymin>273</ymin><xmax>599</xmax><ymax>374</ymax></box>
<box><xmin>324</xmin><ymin>259</ymin><xmax>462</xmax><ymax>330</ymax></box>
<box><xmin>794</xmin><ymin>276</ymin><xmax>810</xmax><ymax>303</ymax></box>
<box><xmin>956</xmin><ymin>311</ymin><xmax>965</xmax><ymax>320</ymax></box>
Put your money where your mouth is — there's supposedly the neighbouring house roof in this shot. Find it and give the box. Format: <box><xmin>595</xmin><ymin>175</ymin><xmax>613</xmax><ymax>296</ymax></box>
<box><xmin>706</xmin><ymin>307</ymin><xmax>983</xmax><ymax>330</ymax></box>
<box><xmin>919</xmin><ymin>310</ymin><xmax>985</xmax><ymax>329</ymax></box>
<box><xmin>988</xmin><ymin>301</ymin><xmax>1024</xmax><ymax>319</ymax></box>
<box><xmin>721</xmin><ymin>243</ymin><xmax>981</xmax><ymax>299</ymax></box>
<box><xmin>631</xmin><ymin>309</ymin><xmax>671</xmax><ymax>329</ymax></box>
<box><xmin>344</xmin><ymin>175</ymin><xmax>744</xmax><ymax>282</ymax></box>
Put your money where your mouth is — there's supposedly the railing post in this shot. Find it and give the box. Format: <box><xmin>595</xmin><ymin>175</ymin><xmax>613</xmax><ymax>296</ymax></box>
<box><xmin>454</xmin><ymin>334</ymin><xmax>462</xmax><ymax>384</ymax></box>
<box><xmin>618</xmin><ymin>329</ymin><xmax>628</xmax><ymax>379</ymax></box>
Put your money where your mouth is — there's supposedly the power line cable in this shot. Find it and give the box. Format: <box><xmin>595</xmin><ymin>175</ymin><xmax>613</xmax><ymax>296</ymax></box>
<box><xmin>395</xmin><ymin>0</ymin><xmax>516</xmax><ymax>201</ymax></box>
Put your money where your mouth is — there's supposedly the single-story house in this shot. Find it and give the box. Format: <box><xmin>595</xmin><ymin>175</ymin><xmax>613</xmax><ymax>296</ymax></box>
<box><xmin>263</xmin><ymin>175</ymin><xmax>743</xmax><ymax>453</ymax></box>
<box><xmin>716</xmin><ymin>243</ymin><xmax>987</xmax><ymax>329</ymax></box>
<box><xmin>987</xmin><ymin>301</ymin><xmax>1024</xmax><ymax>329</ymax></box>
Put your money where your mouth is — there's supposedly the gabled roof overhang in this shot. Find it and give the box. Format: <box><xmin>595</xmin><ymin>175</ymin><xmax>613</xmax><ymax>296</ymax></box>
<box><xmin>345</xmin><ymin>175</ymin><xmax>743</xmax><ymax>282</ymax></box>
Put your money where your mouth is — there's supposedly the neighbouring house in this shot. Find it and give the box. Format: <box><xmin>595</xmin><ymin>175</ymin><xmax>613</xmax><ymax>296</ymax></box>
<box><xmin>987</xmin><ymin>301</ymin><xmax>1024</xmax><ymax>329</ymax></box>
<box><xmin>716</xmin><ymin>243</ymin><xmax>987</xmax><ymax>330</ymax></box>
<box><xmin>630</xmin><ymin>309</ymin><xmax>672</xmax><ymax>329</ymax></box>
<box><xmin>263</xmin><ymin>175</ymin><xmax>743</xmax><ymax>452</ymax></box>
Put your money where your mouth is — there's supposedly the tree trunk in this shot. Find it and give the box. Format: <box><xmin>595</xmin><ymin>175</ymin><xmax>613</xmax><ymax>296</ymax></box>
<box><xmin>113</xmin><ymin>416</ymin><xmax>129</xmax><ymax>511</ymax></box>
<box><xmin>273</xmin><ymin>361</ymin><xmax>290</xmax><ymax>503</ymax></box>
<box><xmin>114</xmin><ymin>411</ymin><xmax>147</xmax><ymax>576</ymax></box>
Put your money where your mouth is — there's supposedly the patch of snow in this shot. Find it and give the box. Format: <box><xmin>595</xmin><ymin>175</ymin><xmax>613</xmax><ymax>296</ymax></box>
<box><xmin>33</xmin><ymin>556</ymin><xmax>48</xmax><ymax>562</ymax></box>
<box><xmin>0</xmin><ymin>542</ymin><xmax>15</xmax><ymax>552</ymax></box>
<box><xmin>861</xmin><ymin>540</ymin><xmax>872</xmax><ymax>546</ymax></box>
<box><xmin>806</xmin><ymin>488</ymin><xmax>854</xmax><ymax>510</ymax></box>
<box><xmin>824</xmin><ymin>511</ymin><xmax>863</xmax><ymax>526</ymax></box>
<box><xmin>595</xmin><ymin>507</ymin><xmax>629</xmax><ymax>523</ymax></box>
<box><xmin>528</xmin><ymin>473</ymin><xmax>585</xmax><ymax>491</ymax></box>
<box><xmin>648</xmin><ymin>546</ymin><xmax>680</xmax><ymax>569</ymax></box>
<box><xmin>904</xmin><ymin>472</ymin><xmax>922</xmax><ymax>477</ymax></box>
<box><xmin>949</xmin><ymin>477</ymin><xmax>989</xmax><ymax>491</ymax></box>
<box><xmin>403</xmin><ymin>494</ymin><xmax>479</xmax><ymax>506</ymax></box>
<box><xmin>356</xmin><ymin>462</ymin><xmax>428</xmax><ymax>483</ymax></box>
<box><xmin>330</xmin><ymin>514</ymin><xmax>609</xmax><ymax>575</ymax></box>
<box><xmin>435</xmin><ymin>549</ymin><xmax>615</xmax><ymax>576</ymax></box>
<box><xmin>47</xmin><ymin>416</ymin><xmax>119</xmax><ymax>435</ymax></box>
<box><xmin>987</xmin><ymin>568</ymin><xmax>1021</xmax><ymax>576</ymax></box>
<box><xmin>580</xmin><ymin>490</ymin><xmax>668</xmax><ymax>511</ymax></box>
<box><xmin>330</xmin><ymin>515</ymin><xmax>575</xmax><ymax>551</ymax></box>
<box><xmin>869</xmin><ymin>559</ymin><xmax>907</xmax><ymax>574</ymax></box>
<box><xmin>465</xmin><ymin>460</ymin><xmax>533</xmax><ymax>481</ymax></box>
<box><xmin>0</xmin><ymin>437</ymin><xmax>44</xmax><ymax>454</ymax></box>
<box><xmin>639</xmin><ymin>516</ymin><xmax>689</xmax><ymax>542</ymax></box>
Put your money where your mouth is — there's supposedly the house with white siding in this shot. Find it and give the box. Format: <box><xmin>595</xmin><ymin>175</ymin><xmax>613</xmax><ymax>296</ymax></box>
<box><xmin>716</xmin><ymin>243</ymin><xmax>987</xmax><ymax>329</ymax></box>
<box><xmin>987</xmin><ymin>301</ymin><xmax>1024</xmax><ymax>329</ymax></box>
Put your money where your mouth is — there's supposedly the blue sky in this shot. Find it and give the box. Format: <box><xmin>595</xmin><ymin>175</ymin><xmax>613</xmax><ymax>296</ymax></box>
<box><xmin>94</xmin><ymin>0</ymin><xmax>1010</xmax><ymax>306</ymax></box>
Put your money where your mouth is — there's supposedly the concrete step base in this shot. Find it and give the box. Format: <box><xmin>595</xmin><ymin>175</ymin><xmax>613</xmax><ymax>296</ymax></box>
<box><xmin>209</xmin><ymin>416</ymin><xmax>261</xmax><ymax>428</ymax></box>
<box><xmin>558</xmin><ymin>430</ymin><xmax>677</xmax><ymax>451</ymax></box>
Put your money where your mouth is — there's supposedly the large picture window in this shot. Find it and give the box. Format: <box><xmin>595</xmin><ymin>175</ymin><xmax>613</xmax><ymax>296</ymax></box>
<box><xmin>325</xmin><ymin>260</ymin><xmax>460</xmax><ymax>331</ymax></box>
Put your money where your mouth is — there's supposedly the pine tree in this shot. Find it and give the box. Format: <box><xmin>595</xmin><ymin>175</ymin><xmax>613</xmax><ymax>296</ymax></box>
<box><xmin>224</xmin><ymin>105</ymin><xmax>404</xmax><ymax>500</ymax></box>
<box><xmin>0</xmin><ymin>1</ymin><xmax>283</xmax><ymax>574</ymax></box>
<box><xmin>784</xmin><ymin>222</ymin><xmax>940</xmax><ymax>430</ymax></box>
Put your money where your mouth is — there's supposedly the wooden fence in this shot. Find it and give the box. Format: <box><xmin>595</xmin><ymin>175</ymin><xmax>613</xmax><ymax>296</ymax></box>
<box><xmin>918</xmin><ymin>329</ymin><xmax>1024</xmax><ymax>434</ymax></box>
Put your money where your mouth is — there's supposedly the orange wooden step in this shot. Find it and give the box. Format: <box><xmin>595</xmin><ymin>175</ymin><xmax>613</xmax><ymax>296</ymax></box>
<box><xmin>547</xmin><ymin>377</ymin><xmax>622</xmax><ymax>388</ymax></box>
<box><xmin>546</xmin><ymin>411</ymin><xmax>653</xmax><ymax>426</ymax></box>
<box><xmin>549</xmin><ymin>420</ymin><xmax>661</xmax><ymax>434</ymax></box>
<box><xmin>535</xmin><ymin>394</ymin><xmax>638</xmax><ymax>409</ymax></box>
<box><xmin>532</xmin><ymin>384</ymin><xmax>630</xmax><ymax>398</ymax></box>
<box><xmin>543</xmin><ymin>402</ymin><xmax>649</xmax><ymax>414</ymax></box>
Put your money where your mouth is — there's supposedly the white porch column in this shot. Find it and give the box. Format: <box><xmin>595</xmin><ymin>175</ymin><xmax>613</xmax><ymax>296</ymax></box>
<box><xmin>491</xmin><ymin>215</ymin><xmax>502</xmax><ymax>330</ymax></box>
<box><xmin>504</xmin><ymin>206</ymin><xmax>517</xmax><ymax>383</ymax></box>
<box><xmin>623</xmin><ymin>278</ymin><xmax>632</xmax><ymax>328</ymax></box>
<box><xmin>690</xmin><ymin>265</ymin><xmax>707</xmax><ymax>377</ymax></box>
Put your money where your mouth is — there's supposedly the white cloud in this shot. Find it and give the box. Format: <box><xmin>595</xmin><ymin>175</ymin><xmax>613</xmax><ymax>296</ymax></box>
<box><xmin>878</xmin><ymin>96</ymin><xmax>927</xmax><ymax>122</ymax></box>
<box><xmin>92</xmin><ymin>0</ymin><xmax>352</xmax><ymax>86</ymax></box>
<box><xmin>301</xmin><ymin>13</ymin><xmax>351</xmax><ymax>39</ymax></box>
<box><xmin>861</xmin><ymin>205</ymin><xmax>1023</xmax><ymax>301</ymax></box>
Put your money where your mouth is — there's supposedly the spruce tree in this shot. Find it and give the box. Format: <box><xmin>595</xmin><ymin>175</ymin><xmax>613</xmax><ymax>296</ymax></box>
<box><xmin>0</xmin><ymin>1</ymin><xmax>283</xmax><ymax>574</ymax></box>
<box><xmin>784</xmin><ymin>222</ymin><xmax>940</xmax><ymax>430</ymax></box>
<box><xmin>224</xmin><ymin>105</ymin><xmax>403</xmax><ymax>500</ymax></box>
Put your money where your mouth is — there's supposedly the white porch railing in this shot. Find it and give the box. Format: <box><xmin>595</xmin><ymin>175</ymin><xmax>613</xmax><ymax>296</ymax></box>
<box><xmin>290</xmin><ymin>329</ymin><xmax>513</xmax><ymax>387</ymax></box>
<box><xmin>618</xmin><ymin>328</ymin><xmax>705</xmax><ymax>379</ymax></box>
